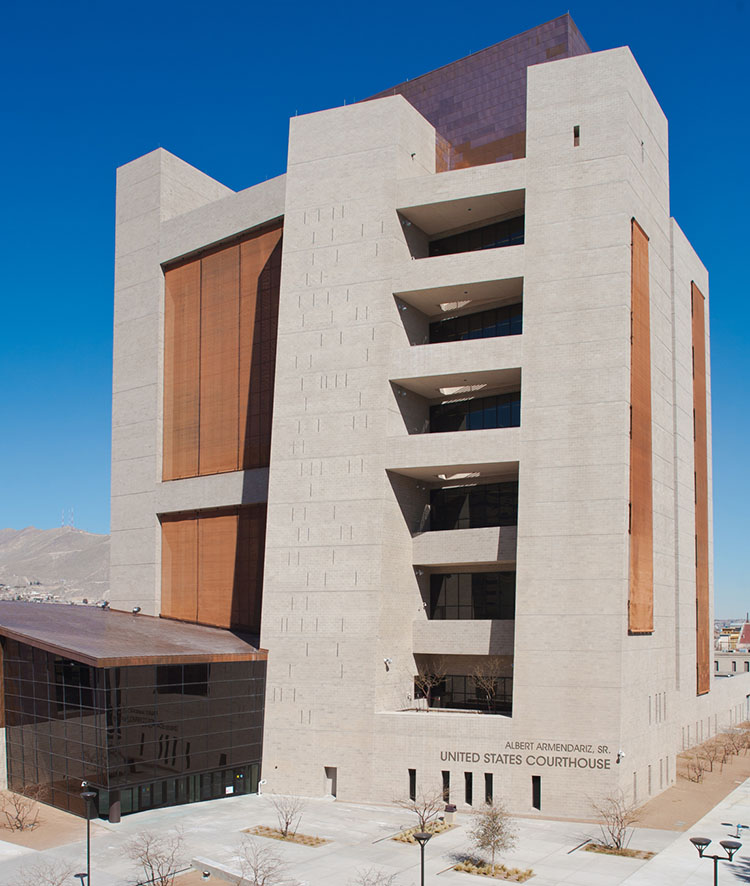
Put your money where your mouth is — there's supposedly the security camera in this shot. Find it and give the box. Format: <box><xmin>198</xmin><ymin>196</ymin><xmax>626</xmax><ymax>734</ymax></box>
<box><xmin>81</xmin><ymin>780</ymin><xmax>88</xmax><ymax>788</ymax></box>
<box><xmin>201</xmin><ymin>873</ymin><xmax>211</xmax><ymax>881</ymax></box>
<box><xmin>132</xmin><ymin>606</ymin><xmax>141</xmax><ymax>614</ymax></box>
<box><xmin>384</xmin><ymin>658</ymin><xmax>392</xmax><ymax>665</ymax></box>
<box><xmin>616</xmin><ymin>750</ymin><xmax>625</xmax><ymax>764</ymax></box>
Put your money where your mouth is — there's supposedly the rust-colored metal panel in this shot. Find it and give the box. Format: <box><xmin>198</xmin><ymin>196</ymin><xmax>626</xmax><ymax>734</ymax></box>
<box><xmin>628</xmin><ymin>219</ymin><xmax>654</xmax><ymax>634</ymax></box>
<box><xmin>0</xmin><ymin>601</ymin><xmax>265</xmax><ymax>666</ymax></box>
<box><xmin>692</xmin><ymin>282</ymin><xmax>710</xmax><ymax>695</ymax></box>
<box><xmin>239</xmin><ymin>225</ymin><xmax>283</xmax><ymax>470</ymax></box>
<box><xmin>199</xmin><ymin>247</ymin><xmax>240</xmax><ymax>476</ymax></box>
<box><xmin>163</xmin><ymin>262</ymin><xmax>201</xmax><ymax>480</ymax></box>
<box><xmin>197</xmin><ymin>511</ymin><xmax>239</xmax><ymax>630</ymax></box>
<box><xmin>161</xmin><ymin>516</ymin><xmax>198</xmax><ymax>623</ymax></box>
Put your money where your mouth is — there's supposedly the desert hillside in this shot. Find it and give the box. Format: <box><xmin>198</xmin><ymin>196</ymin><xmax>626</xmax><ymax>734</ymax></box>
<box><xmin>0</xmin><ymin>526</ymin><xmax>109</xmax><ymax>603</ymax></box>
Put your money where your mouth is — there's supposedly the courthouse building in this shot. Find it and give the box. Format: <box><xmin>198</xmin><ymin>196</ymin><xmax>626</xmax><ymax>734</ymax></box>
<box><xmin>3</xmin><ymin>15</ymin><xmax>748</xmax><ymax>819</ymax></box>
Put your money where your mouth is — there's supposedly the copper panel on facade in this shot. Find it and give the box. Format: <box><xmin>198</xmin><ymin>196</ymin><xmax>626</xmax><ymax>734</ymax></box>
<box><xmin>199</xmin><ymin>247</ymin><xmax>240</xmax><ymax>476</ymax></box>
<box><xmin>692</xmin><ymin>283</ymin><xmax>710</xmax><ymax>695</ymax></box>
<box><xmin>163</xmin><ymin>262</ymin><xmax>201</xmax><ymax>480</ymax></box>
<box><xmin>628</xmin><ymin>219</ymin><xmax>654</xmax><ymax>634</ymax></box>
<box><xmin>197</xmin><ymin>511</ymin><xmax>239</xmax><ymax>630</ymax></box>
<box><xmin>239</xmin><ymin>226</ymin><xmax>283</xmax><ymax>470</ymax></box>
<box><xmin>161</xmin><ymin>516</ymin><xmax>198</xmax><ymax>623</ymax></box>
<box><xmin>162</xmin><ymin>226</ymin><xmax>283</xmax><ymax>482</ymax></box>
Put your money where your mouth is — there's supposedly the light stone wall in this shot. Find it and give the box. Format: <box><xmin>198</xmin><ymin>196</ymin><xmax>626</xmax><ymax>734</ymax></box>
<box><xmin>110</xmin><ymin>49</ymin><xmax>748</xmax><ymax>819</ymax></box>
<box><xmin>259</xmin><ymin>47</ymin><xmax>747</xmax><ymax>817</ymax></box>
<box><xmin>110</xmin><ymin>149</ymin><xmax>285</xmax><ymax>614</ymax></box>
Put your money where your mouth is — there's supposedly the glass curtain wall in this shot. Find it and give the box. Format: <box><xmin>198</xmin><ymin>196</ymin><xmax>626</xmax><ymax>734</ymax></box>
<box><xmin>2</xmin><ymin>639</ymin><xmax>265</xmax><ymax>817</ymax></box>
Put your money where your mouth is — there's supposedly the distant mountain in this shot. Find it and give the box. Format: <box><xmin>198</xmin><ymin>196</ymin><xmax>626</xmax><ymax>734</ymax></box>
<box><xmin>0</xmin><ymin>526</ymin><xmax>109</xmax><ymax>603</ymax></box>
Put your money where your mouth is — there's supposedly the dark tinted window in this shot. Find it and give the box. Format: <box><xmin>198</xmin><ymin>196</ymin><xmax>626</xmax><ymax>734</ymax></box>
<box><xmin>430</xmin><ymin>303</ymin><xmax>522</xmax><ymax>344</ymax></box>
<box><xmin>429</xmin><ymin>216</ymin><xmax>524</xmax><ymax>257</ymax></box>
<box><xmin>429</xmin><ymin>572</ymin><xmax>516</xmax><ymax>620</ymax></box>
<box><xmin>430</xmin><ymin>482</ymin><xmax>518</xmax><ymax>530</ymax></box>
<box><xmin>415</xmin><ymin>673</ymin><xmax>512</xmax><ymax>713</ymax></box>
<box><xmin>2</xmin><ymin>639</ymin><xmax>265</xmax><ymax>817</ymax></box>
<box><xmin>430</xmin><ymin>392</ymin><xmax>520</xmax><ymax>433</ymax></box>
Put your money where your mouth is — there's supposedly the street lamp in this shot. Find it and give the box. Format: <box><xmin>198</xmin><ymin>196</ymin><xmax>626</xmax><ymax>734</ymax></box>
<box><xmin>80</xmin><ymin>788</ymin><xmax>97</xmax><ymax>886</ymax></box>
<box><xmin>73</xmin><ymin>874</ymin><xmax>87</xmax><ymax>886</ymax></box>
<box><xmin>413</xmin><ymin>831</ymin><xmax>432</xmax><ymax>886</ymax></box>
<box><xmin>690</xmin><ymin>836</ymin><xmax>742</xmax><ymax>885</ymax></box>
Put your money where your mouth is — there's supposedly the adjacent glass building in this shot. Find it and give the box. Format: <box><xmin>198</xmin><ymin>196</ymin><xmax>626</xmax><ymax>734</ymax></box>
<box><xmin>0</xmin><ymin>602</ymin><xmax>265</xmax><ymax>819</ymax></box>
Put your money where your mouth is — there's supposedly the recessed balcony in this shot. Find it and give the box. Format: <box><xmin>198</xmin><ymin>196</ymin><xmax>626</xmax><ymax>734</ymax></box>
<box><xmin>395</xmin><ymin>275</ymin><xmax>523</xmax><ymax>317</ymax></box>
<box><xmin>396</xmin><ymin>160</ymin><xmax>525</xmax><ymax>233</ymax></box>
<box><xmin>390</xmin><ymin>343</ymin><xmax>522</xmax><ymax>395</ymax></box>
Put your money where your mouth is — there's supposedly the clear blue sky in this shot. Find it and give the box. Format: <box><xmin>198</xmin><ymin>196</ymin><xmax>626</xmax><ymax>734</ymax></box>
<box><xmin>1</xmin><ymin>1</ymin><xmax>747</xmax><ymax>615</ymax></box>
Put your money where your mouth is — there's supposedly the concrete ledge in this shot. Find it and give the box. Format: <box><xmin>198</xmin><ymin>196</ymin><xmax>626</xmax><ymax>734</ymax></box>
<box><xmin>413</xmin><ymin>618</ymin><xmax>515</xmax><ymax>656</ymax></box>
<box><xmin>156</xmin><ymin>469</ymin><xmax>269</xmax><ymax>515</ymax></box>
<box><xmin>191</xmin><ymin>857</ymin><xmax>240</xmax><ymax>884</ymax></box>
<box><xmin>395</xmin><ymin>244</ymin><xmax>524</xmax><ymax>295</ymax></box>
<box><xmin>390</xmin><ymin>337</ymin><xmax>523</xmax><ymax>391</ymax></box>
<box><xmin>413</xmin><ymin>525</ymin><xmax>517</xmax><ymax>566</ymax></box>
<box><xmin>159</xmin><ymin>175</ymin><xmax>286</xmax><ymax>265</ymax></box>
<box><xmin>386</xmin><ymin>427</ymin><xmax>520</xmax><ymax>475</ymax></box>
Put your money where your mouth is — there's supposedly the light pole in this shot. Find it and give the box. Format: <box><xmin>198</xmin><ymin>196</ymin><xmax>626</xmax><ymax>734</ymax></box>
<box><xmin>81</xmin><ymin>788</ymin><xmax>97</xmax><ymax>886</ymax></box>
<box><xmin>690</xmin><ymin>836</ymin><xmax>742</xmax><ymax>885</ymax></box>
<box><xmin>413</xmin><ymin>831</ymin><xmax>432</xmax><ymax>886</ymax></box>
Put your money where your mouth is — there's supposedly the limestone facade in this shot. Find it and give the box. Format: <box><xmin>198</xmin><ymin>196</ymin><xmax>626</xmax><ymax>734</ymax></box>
<box><xmin>110</xmin><ymin>27</ymin><xmax>748</xmax><ymax>817</ymax></box>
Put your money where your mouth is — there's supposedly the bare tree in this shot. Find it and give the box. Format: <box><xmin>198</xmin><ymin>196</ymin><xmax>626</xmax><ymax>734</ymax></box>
<box><xmin>1</xmin><ymin>787</ymin><xmax>43</xmax><ymax>831</ymax></box>
<box><xmin>237</xmin><ymin>836</ymin><xmax>289</xmax><ymax>886</ymax></box>
<box><xmin>468</xmin><ymin>800</ymin><xmax>518</xmax><ymax>868</ymax></box>
<box><xmin>10</xmin><ymin>860</ymin><xmax>74</xmax><ymax>886</ymax></box>
<box><xmin>701</xmin><ymin>740</ymin><xmax>721</xmax><ymax>772</ymax></box>
<box><xmin>591</xmin><ymin>791</ymin><xmax>640</xmax><ymax>850</ymax></box>
<box><xmin>395</xmin><ymin>790</ymin><xmax>444</xmax><ymax>831</ymax></box>
<box><xmin>126</xmin><ymin>830</ymin><xmax>185</xmax><ymax>886</ymax></box>
<box><xmin>349</xmin><ymin>868</ymin><xmax>399</xmax><ymax>886</ymax></box>
<box><xmin>687</xmin><ymin>755</ymin><xmax>707</xmax><ymax>783</ymax></box>
<box><xmin>726</xmin><ymin>729</ymin><xmax>745</xmax><ymax>757</ymax></box>
<box><xmin>414</xmin><ymin>657</ymin><xmax>448</xmax><ymax>710</ymax></box>
<box><xmin>472</xmin><ymin>658</ymin><xmax>507</xmax><ymax>713</ymax></box>
<box><xmin>270</xmin><ymin>795</ymin><xmax>305</xmax><ymax>838</ymax></box>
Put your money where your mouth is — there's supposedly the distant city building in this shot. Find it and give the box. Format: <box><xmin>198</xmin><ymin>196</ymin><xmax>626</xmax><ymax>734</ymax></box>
<box><xmin>715</xmin><ymin>650</ymin><xmax>750</xmax><ymax>677</ymax></box>
<box><xmin>717</xmin><ymin>620</ymin><xmax>750</xmax><ymax>651</ymax></box>
<box><xmin>1</xmin><ymin>15</ymin><xmax>748</xmax><ymax>820</ymax></box>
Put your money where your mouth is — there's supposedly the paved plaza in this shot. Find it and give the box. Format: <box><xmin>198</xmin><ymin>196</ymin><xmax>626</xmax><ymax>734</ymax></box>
<box><xmin>0</xmin><ymin>780</ymin><xmax>749</xmax><ymax>885</ymax></box>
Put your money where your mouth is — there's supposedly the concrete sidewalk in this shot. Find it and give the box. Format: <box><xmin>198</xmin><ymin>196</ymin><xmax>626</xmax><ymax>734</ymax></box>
<box><xmin>0</xmin><ymin>779</ymin><xmax>744</xmax><ymax>885</ymax></box>
<box><xmin>0</xmin><ymin>792</ymin><xmax>681</xmax><ymax>886</ymax></box>
<box><xmin>621</xmin><ymin>778</ymin><xmax>750</xmax><ymax>885</ymax></box>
